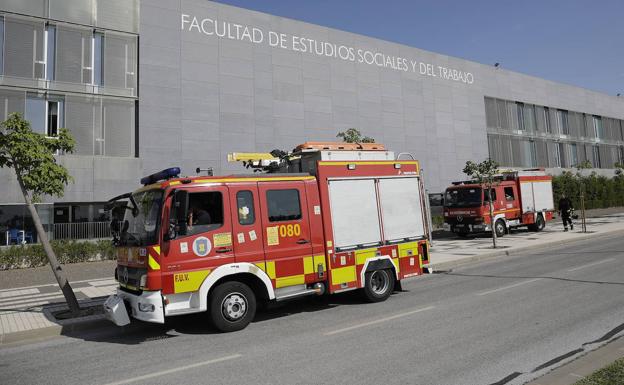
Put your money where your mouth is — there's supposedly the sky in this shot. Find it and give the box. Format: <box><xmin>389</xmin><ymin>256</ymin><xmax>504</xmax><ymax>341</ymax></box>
<box><xmin>213</xmin><ymin>0</ymin><xmax>624</xmax><ymax>96</ymax></box>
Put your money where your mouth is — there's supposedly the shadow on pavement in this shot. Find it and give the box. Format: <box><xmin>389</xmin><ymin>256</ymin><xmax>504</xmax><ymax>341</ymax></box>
<box><xmin>57</xmin><ymin>289</ymin><xmax>394</xmax><ymax>345</ymax></box>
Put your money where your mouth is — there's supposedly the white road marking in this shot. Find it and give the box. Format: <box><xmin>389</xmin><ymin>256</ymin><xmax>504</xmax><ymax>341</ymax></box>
<box><xmin>324</xmin><ymin>306</ymin><xmax>435</xmax><ymax>336</ymax></box>
<box><xmin>477</xmin><ymin>278</ymin><xmax>541</xmax><ymax>296</ymax></box>
<box><xmin>566</xmin><ymin>258</ymin><xmax>615</xmax><ymax>272</ymax></box>
<box><xmin>101</xmin><ymin>354</ymin><xmax>242</xmax><ymax>385</ymax></box>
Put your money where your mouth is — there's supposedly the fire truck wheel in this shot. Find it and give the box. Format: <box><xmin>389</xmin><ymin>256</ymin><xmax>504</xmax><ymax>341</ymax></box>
<box><xmin>209</xmin><ymin>281</ymin><xmax>256</xmax><ymax>333</ymax></box>
<box><xmin>363</xmin><ymin>269</ymin><xmax>395</xmax><ymax>303</ymax></box>
<box><xmin>494</xmin><ymin>219</ymin><xmax>506</xmax><ymax>238</ymax></box>
<box><xmin>529</xmin><ymin>214</ymin><xmax>545</xmax><ymax>232</ymax></box>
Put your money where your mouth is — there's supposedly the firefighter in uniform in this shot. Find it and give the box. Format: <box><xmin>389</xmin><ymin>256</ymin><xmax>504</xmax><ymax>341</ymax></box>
<box><xmin>558</xmin><ymin>193</ymin><xmax>574</xmax><ymax>231</ymax></box>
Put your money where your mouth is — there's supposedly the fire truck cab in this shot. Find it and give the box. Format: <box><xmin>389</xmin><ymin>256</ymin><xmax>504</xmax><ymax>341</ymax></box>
<box><xmin>443</xmin><ymin>169</ymin><xmax>555</xmax><ymax>237</ymax></box>
<box><xmin>104</xmin><ymin>142</ymin><xmax>431</xmax><ymax>332</ymax></box>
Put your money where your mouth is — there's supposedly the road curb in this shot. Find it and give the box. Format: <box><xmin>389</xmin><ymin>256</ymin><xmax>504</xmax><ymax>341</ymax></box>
<box><xmin>427</xmin><ymin>227</ymin><xmax>624</xmax><ymax>271</ymax></box>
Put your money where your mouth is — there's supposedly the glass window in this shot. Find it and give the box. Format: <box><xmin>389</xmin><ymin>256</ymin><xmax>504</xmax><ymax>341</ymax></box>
<box><xmin>484</xmin><ymin>188</ymin><xmax>496</xmax><ymax>203</ymax></box>
<box><xmin>516</xmin><ymin>102</ymin><xmax>525</xmax><ymax>130</ymax></box>
<box><xmin>46</xmin><ymin>25</ymin><xmax>55</xmax><ymax>81</ymax></box>
<box><xmin>0</xmin><ymin>17</ymin><xmax>4</xmax><ymax>75</ymax></box>
<box><xmin>82</xmin><ymin>31</ymin><xmax>92</xmax><ymax>83</ymax></box>
<box><xmin>267</xmin><ymin>189</ymin><xmax>302</xmax><ymax>222</ymax></box>
<box><xmin>34</xmin><ymin>24</ymin><xmax>45</xmax><ymax>79</ymax></box>
<box><xmin>47</xmin><ymin>101</ymin><xmax>60</xmax><ymax>137</ymax></box>
<box><xmin>570</xmin><ymin>143</ymin><xmax>578</xmax><ymax>167</ymax></box>
<box><xmin>445</xmin><ymin>188</ymin><xmax>484</xmax><ymax>207</ymax></box>
<box><xmin>592</xmin><ymin>146</ymin><xmax>601</xmax><ymax>168</ymax></box>
<box><xmin>504</xmin><ymin>187</ymin><xmax>515</xmax><ymax>201</ymax></box>
<box><xmin>186</xmin><ymin>191</ymin><xmax>223</xmax><ymax>236</ymax></box>
<box><xmin>558</xmin><ymin>110</ymin><xmax>569</xmax><ymax>135</ymax></box>
<box><xmin>544</xmin><ymin>107</ymin><xmax>551</xmax><ymax>133</ymax></box>
<box><xmin>553</xmin><ymin>143</ymin><xmax>561</xmax><ymax>168</ymax></box>
<box><xmin>25</xmin><ymin>94</ymin><xmax>46</xmax><ymax>134</ymax></box>
<box><xmin>93</xmin><ymin>32</ymin><xmax>104</xmax><ymax>85</ymax></box>
<box><xmin>236</xmin><ymin>190</ymin><xmax>255</xmax><ymax>225</ymax></box>
<box><xmin>593</xmin><ymin>116</ymin><xmax>603</xmax><ymax>139</ymax></box>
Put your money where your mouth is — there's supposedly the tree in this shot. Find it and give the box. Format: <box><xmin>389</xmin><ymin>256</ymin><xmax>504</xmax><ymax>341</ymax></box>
<box><xmin>0</xmin><ymin>113</ymin><xmax>80</xmax><ymax>314</ymax></box>
<box><xmin>463</xmin><ymin>158</ymin><xmax>500</xmax><ymax>248</ymax></box>
<box><xmin>336</xmin><ymin>128</ymin><xmax>375</xmax><ymax>143</ymax></box>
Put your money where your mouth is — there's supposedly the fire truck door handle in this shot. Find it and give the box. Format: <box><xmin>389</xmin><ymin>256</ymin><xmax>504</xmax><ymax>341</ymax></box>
<box><xmin>296</xmin><ymin>239</ymin><xmax>310</xmax><ymax>244</ymax></box>
<box><xmin>215</xmin><ymin>247</ymin><xmax>232</xmax><ymax>253</ymax></box>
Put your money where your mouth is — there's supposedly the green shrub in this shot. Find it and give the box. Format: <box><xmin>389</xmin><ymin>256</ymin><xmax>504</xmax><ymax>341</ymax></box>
<box><xmin>0</xmin><ymin>239</ymin><xmax>116</xmax><ymax>270</ymax></box>
<box><xmin>553</xmin><ymin>171</ymin><xmax>624</xmax><ymax>210</ymax></box>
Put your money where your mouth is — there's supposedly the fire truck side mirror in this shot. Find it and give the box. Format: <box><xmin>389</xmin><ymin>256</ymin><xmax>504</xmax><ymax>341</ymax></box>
<box><xmin>172</xmin><ymin>190</ymin><xmax>189</xmax><ymax>237</ymax></box>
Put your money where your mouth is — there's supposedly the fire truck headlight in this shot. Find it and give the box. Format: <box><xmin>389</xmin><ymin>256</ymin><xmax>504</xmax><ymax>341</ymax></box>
<box><xmin>139</xmin><ymin>274</ymin><xmax>147</xmax><ymax>288</ymax></box>
<box><xmin>138</xmin><ymin>303</ymin><xmax>155</xmax><ymax>312</ymax></box>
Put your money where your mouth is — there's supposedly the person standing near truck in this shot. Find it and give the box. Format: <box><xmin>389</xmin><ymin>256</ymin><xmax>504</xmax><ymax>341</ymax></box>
<box><xmin>558</xmin><ymin>193</ymin><xmax>574</xmax><ymax>231</ymax></box>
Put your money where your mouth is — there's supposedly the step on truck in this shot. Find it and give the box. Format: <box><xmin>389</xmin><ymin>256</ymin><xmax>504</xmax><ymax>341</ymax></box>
<box><xmin>443</xmin><ymin>169</ymin><xmax>555</xmax><ymax>237</ymax></box>
<box><xmin>103</xmin><ymin>142</ymin><xmax>432</xmax><ymax>332</ymax></box>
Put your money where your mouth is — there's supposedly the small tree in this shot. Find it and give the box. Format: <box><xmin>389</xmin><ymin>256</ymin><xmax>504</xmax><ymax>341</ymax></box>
<box><xmin>336</xmin><ymin>128</ymin><xmax>375</xmax><ymax>143</ymax></box>
<box><xmin>463</xmin><ymin>158</ymin><xmax>500</xmax><ymax>248</ymax></box>
<box><xmin>0</xmin><ymin>113</ymin><xmax>80</xmax><ymax>314</ymax></box>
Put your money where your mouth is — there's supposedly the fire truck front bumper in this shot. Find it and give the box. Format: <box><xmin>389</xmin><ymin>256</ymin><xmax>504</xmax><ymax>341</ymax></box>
<box><xmin>103</xmin><ymin>289</ymin><xmax>165</xmax><ymax>326</ymax></box>
<box><xmin>445</xmin><ymin>223</ymin><xmax>490</xmax><ymax>233</ymax></box>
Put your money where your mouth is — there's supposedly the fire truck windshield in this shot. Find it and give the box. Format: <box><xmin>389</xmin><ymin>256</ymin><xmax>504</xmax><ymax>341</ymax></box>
<box><xmin>120</xmin><ymin>190</ymin><xmax>163</xmax><ymax>246</ymax></box>
<box><xmin>444</xmin><ymin>187</ymin><xmax>483</xmax><ymax>208</ymax></box>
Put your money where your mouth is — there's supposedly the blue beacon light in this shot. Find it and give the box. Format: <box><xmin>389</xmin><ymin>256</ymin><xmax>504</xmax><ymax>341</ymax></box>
<box><xmin>140</xmin><ymin>167</ymin><xmax>181</xmax><ymax>185</ymax></box>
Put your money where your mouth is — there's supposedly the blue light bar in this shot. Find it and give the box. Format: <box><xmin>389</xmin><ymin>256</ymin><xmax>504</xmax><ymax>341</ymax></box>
<box><xmin>140</xmin><ymin>167</ymin><xmax>181</xmax><ymax>185</ymax></box>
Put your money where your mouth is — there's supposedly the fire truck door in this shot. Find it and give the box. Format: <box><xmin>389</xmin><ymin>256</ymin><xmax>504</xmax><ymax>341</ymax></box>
<box><xmin>503</xmin><ymin>186</ymin><xmax>519</xmax><ymax>219</ymax></box>
<box><xmin>258</xmin><ymin>181</ymin><xmax>313</xmax><ymax>289</ymax></box>
<box><xmin>228</xmin><ymin>184</ymin><xmax>264</xmax><ymax>266</ymax></box>
<box><xmin>162</xmin><ymin>186</ymin><xmax>235</xmax><ymax>295</ymax></box>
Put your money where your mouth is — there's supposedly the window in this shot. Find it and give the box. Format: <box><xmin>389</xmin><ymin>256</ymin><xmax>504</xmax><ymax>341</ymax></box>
<box><xmin>34</xmin><ymin>23</ymin><xmax>45</xmax><ymax>79</ymax></box>
<box><xmin>484</xmin><ymin>188</ymin><xmax>496</xmax><ymax>202</ymax></box>
<box><xmin>46</xmin><ymin>25</ymin><xmax>55</xmax><ymax>80</ymax></box>
<box><xmin>82</xmin><ymin>30</ymin><xmax>93</xmax><ymax>83</ymax></box>
<box><xmin>558</xmin><ymin>142</ymin><xmax>566</xmax><ymax>167</ymax></box>
<box><xmin>619</xmin><ymin>146</ymin><xmax>624</xmax><ymax>164</ymax></box>
<box><xmin>93</xmin><ymin>32</ymin><xmax>104</xmax><ymax>85</ymax></box>
<box><xmin>236</xmin><ymin>190</ymin><xmax>255</xmax><ymax>225</ymax></box>
<box><xmin>25</xmin><ymin>93</ymin><xmax>46</xmax><ymax>134</ymax></box>
<box><xmin>570</xmin><ymin>143</ymin><xmax>578</xmax><ymax>167</ymax></box>
<box><xmin>186</xmin><ymin>192</ymin><xmax>223</xmax><ymax>236</ymax></box>
<box><xmin>47</xmin><ymin>100</ymin><xmax>60</xmax><ymax>137</ymax></box>
<box><xmin>0</xmin><ymin>17</ymin><xmax>4</xmax><ymax>75</ymax></box>
<box><xmin>504</xmin><ymin>187</ymin><xmax>515</xmax><ymax>201</ymax></box>
<box><xmin>544</xmin><ymin>107</ymin><xmax>551</xmax><ymax>133</ymax></box>
<box><xmin>516</xmin><ymin>102</ymin><xmax>525</xmax><ymax>131</ymax></box>
<box><xmin>593</xmin><ymin>116</ymin><xmax>603</xmax><ymax>139</ymax></box>
<box><xmin>557</xmin><ymin>110</ymin><xmax>569</xmax><ymax>135</ymax></box>
<box><xmin>553</xmin><ymin>143</ymin><xmax>561</xmax><ymax>167</ymax></box>
<box><xmin>592</xmin><ymin>146</ymin><xmax>601</xmax><ymax>168</ymax></box>
<box><xmin>267</xmin><ymin>189</ymin><xmax>301</xmax><ymax>222</ymax></box>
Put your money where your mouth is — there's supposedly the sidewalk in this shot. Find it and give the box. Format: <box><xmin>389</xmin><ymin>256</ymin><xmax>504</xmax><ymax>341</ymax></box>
<box><xmin>428</xmin><ymin>212</ymin><xmax>624</xmax><ymax>270</ymax></box>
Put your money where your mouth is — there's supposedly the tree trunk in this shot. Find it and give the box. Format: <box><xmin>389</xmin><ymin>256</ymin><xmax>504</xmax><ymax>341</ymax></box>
<box><xmin>15</xmin><ymin>175</ymin><xmax>80</xmax><ymax>314</ymax></box>
<box><xmin>489</xmin><ymin>186</ymin><xmax>497</xmax><ymax>249</ymax></box>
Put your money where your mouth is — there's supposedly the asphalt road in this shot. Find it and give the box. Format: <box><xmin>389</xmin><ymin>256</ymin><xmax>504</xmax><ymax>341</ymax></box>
<box><xmin>2</xmin><ymin>233</ymin><xmax>624</xmax><ymax>385</ymax></box>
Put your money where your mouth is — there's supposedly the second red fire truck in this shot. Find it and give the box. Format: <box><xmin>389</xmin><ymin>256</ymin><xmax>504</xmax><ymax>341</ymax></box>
<box><xmin>104</xmin><ymin>142</ymin><xmax>431</xmax><ymax>332</ymax></box>
<box><xmin>443</xmin><ymin>169</ymin><xmax>555</xmax><ymax>237</ymax></box>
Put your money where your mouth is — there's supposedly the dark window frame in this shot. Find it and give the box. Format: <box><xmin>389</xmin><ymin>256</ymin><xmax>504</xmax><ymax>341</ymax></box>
<box><xmin>236</xmin><ymin>190</ymin><xmax>256</xmax><ymax>226</ymax></box>
<box><xmin>266</xmin><ymin>189</ymin><xmax>302</xmax><ymax>222</ymax></box>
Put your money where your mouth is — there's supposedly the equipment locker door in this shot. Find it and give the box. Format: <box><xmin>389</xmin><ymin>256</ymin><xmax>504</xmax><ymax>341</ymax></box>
<box><xmin>258</xmin><ymin>181</ymin><xmax>313</xmax><ymax>290</ymax></box>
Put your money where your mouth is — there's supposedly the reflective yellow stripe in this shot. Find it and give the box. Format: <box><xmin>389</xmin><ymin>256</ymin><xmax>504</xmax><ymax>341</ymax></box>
<box><xmin>173</xmin><ymin>270</ymin><xmax>211</xmax><ymax>293</ymax></box>
<box><xmin>331</xmin><ymin>266</ymin><xmax>356</xmax><ymax>285</ymax></box>
<box><xmin>152</xmin><ymin>245</ymin><xmax>161</xmax><ymax>255</ymax></box>
<box><xmin>355</xmin><ymin>248</ymin><xmax>377</xmax><ymax>265</ymax></box>
<box><xmin>276</xmin><ymin>274</ymin><xmax>305</xmax><ymax>288</ymax></box>
<box><xmin>148</xmin><ymin>255</ymin><xmax>160</xmax><ymax>270</ymax></box>
<box><xmin>266</xmin><ymin>261</ymin><xmax>276</xmax><ymax>279</ymax></box>
<box><xmin>303</xmin><ymin>256</ymin><xmax>314</xmax><ymax>274</ymax></box>
<box><xmin>398</xmin><ymin>242</ymin><xmax>418</xmax><ymax>258</ymax></box>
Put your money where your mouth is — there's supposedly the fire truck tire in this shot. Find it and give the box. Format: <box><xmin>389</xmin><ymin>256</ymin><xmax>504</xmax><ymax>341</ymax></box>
<box><xmin>494</xmin><ymin>219</ymin><xmax>506</xmax><ymax>238</ymax></box>
<box><xmin>362</xmin><ymin>269</ymin><xmax>395</xmax><ymax>303</ymax></box>
<box><xmin>529</xmin><ymin>214</ymin><xmax>545</xmax><ymax>232</ymax></box>
<box><xmin>209</xmin><ymin>281</ymin><xmax>256</xmax><ymax>333</ymax></box>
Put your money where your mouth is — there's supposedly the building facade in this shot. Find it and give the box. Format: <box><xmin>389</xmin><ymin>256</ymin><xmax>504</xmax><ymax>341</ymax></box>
<box><xmin>1</xmin><ymin>0</ymin><xmax>623</xmax><ymax>244</ymax></box>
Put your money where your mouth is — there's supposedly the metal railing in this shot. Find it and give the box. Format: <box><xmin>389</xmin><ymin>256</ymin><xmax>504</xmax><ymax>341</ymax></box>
<box><xmin>53</xmin><ymin>221</ymin><xmax>112</xmax><ymax>240</ymax></box>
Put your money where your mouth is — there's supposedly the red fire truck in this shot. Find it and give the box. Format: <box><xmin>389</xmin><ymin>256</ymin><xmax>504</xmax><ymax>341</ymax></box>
<box><xmin>104</xmin><ymin>142</ymin><xmax>431</xmax><ymax>332</ymax></box>
<box><xmin>443</xmin><ymin>169</ymin><xmax>555</xmax><ymax>237</ymax></box>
